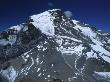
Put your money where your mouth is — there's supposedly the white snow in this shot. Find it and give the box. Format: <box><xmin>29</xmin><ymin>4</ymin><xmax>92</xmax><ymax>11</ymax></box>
<box><xmin>0</xmin><ymin>39</ymin><xmax>10</xmax><ymax>45</ymax></box>
<box><xmin>26</xmin><ymin>57</ymin><xmax>34</xmax><ymax>71</ymax></box>
<box><xmin>47</xmin><ymin>75</ymin><xmax>51</xmax><ymax>78</ymax></box>
<box><xmin>91</xmin><ymin>44</ymin><xmax>110</xmax><ymax>55</ymax></box>
<box><xmin>72</xmin><ymin>20</ymin><xmax>110</xmax><ymax>63</ymax></box>
<box><xmin>40</xmin><ymin>61</ymin><xmax>43</xmax><ymax>64</ymax></box>
<box><xmin>75</xmin><ymin>26</ymin><xmax>96</xmax><ymax>38</ymax></box>
<box><xmin>95</xmin><ymin>72</ymin><xmax>110</xmax><ymax>78</ymax></box>
<box><xmin>1</xmin><ymin>66</ymin><xmax>17</xmax><ymax>82</ymax></box>
<box><xmin>9</xmin><ymin>25</ymin><xmax>22</xmax><ymax>32</ymax></box>
<box><xmin>91</xmin><ymin>44</ymin><xmax>110</xmax><ymax>63</ymax></box>
<box><xmin>45</xmin><ymin>78</ymin><xmax>47</xmax><ymax>79</ymax></box>
<box><xmin>76</xmin><ymin>24</ymin><xmax>110</xmax><ymax>63</ymax></box>
<box><xmin>22</xmin><ymin>55</ymin><xmax>28</xmax><ymax>62</ymax></box>
<box><xmin>26</xmin><ymin>55</ymin><xmax>29</xmax><ymax>58</ymax></box>
<box><xmin>59</xmin><ymin>44</ymin><xmax>84</xmax><ymax>56</ymax></box>
<box><xmin>43</xmin><ymin>47</ymin><xmax>47</xmax><ymax>51</ymax></box>
<box><xmin>36</xmin><ymin>58</ymin><xmax>39</xmax><ymax>65</ymax></box>
<box><xmin>57</xmin><ymin>35</ymin><xmax>82</xmax><ymax>42</ymax></box>
<box><xmin>108</xmin><ymin>39</ymin><xmax>110</xmax><ymax>43</ymax></box>
<box><xmin>48</xmin><ymin>9</ymin><xmax>61</xmax><ymax>12</ymax></box>
<box><xmin>22</xmin><ymin>26</ymin><xmax>28</xmax><ymax>31</ymax></box>
<box><xmin>51</xmin><ymin>64</ymin><xmax>54</xmax><ymax>67</ymax></box>
<box><xmin>73</xmin><ymin>44</ymin><xmax>85</xmax><ymax>55</ymax></box>
<box><xmin>72</xmin><ymin>20</ymin><xmax>79</xmax><ymax>25</ymax></box>
<box><xmin>86</xmin><ymin>50</ymin><xmax>98</xmax><ymax>58</ymax></box>
<box><xmin>20</xmin><ymin>56</ymin><xmax>34</xmax><ymax>75</ymax></box>
<box><xmin>38</xmin><ymin>73</ymin><xmax>42</xmax><ymax>77</ymax></box>
<box><xmin>0</xmin><ymin>38</ymin><xmax>16</xmax><ymax>45</ymax></box>
<box><xmin>73</xmin><ymin>21</ymin><xmax>98</xmax><ymax>43</ymax></box>
<box><xmin>30</xmin><ymin>11</ymin><xmax>55</xmax><ymax>35</ymax></box>
<box><xmin>8</xmin><ymin>35</ymin><xmax>17</xmax><ymax>44</ymax></box>
<box><xmin>37</xmin><ymin>68</ymin><xmax>41</xmax><ymax>72</ymax></box>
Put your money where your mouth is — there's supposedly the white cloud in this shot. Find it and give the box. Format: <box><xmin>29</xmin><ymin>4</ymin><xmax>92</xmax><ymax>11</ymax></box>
<box><xmin>48</xmin><ymin>2</ymin><xmax>54</xmax><ymax>7</ymax></box>
<box><xmin>64</xmin><ymin>11</ymin><xmax>73</xmax><ymax>18</ymax></box>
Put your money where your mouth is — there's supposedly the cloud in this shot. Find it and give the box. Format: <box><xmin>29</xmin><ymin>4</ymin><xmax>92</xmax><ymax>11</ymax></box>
<box><xmin>64</xmin><ymin>11</ymin><xmax>73</xmax><ymax>18</ymax></box>
<box><xmin>48</xmin><ymin>2</ymin><xmax>54</xmax><ymax>7</ymax></box>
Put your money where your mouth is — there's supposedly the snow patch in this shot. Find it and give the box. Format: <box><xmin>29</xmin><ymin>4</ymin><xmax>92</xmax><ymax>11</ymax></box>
<box><xmin>36</xmin><ymin>58</ymin><xmax>39</xmax><ymax>65</ymax></box>
<box><xmin>60</xmin><ymin>44</ymin><xmax>84</xmax><ymax>56</ymax></box>
<box><xmin>9</xmin><ymin>25</ymin><xmax>22</xmax><ymax>32</ymax></box>
<box><xmin>0</xmin><ymin>39</ymin><xmax>10</xmax><ymax>45</ymax></box>
<box><xmin>47</xmin><ymin>75</ymin><xmax>51</xmax><ymax>78</ymax></box>
<box><xmin>95</xmin><ymin>72</ymin><xmax>110</xmax><ymax>78</ymax></box>
<box><xmin>38</xmin><ymin>73</ymin><xmax>42</xmax><ymax>77</ymax></box>
<box><xmin>108</xmin><ymin>39</ymin><xmax>110</xmax><ymax>43</ymax></box>
<box><xmin>72</xmin><ymin>20</ymin><xmax>79</xmax><ymax>25</ymax></box>
<box><xmin>86</xmin><ymin>50</ymin><xmax>98</xmax><ymax>58</ymax></box>
<box><xmin>57</xmin><ymin>35</ymin><xmax>82</xmax><ymax>42</ymax></box>
<box><xmin>37</xmin><ymin>68</ymin><xmax>41</xmax><ymax>72</ymax></box>
<box><xmin>91</xmin><ymin>44</ymin><xmax>110</xmax><ymax>63</ymax></box>
<box><xmin>75</xmin><ymin>25</ymin><xmax>96</xmax><ymax>38</ymax></box>
<box><xmin>30</xmin><ymin>11</ymin><xmax>55</xmax><ymax>35</ymax></box>
<box><xmin>0</xmin><ymin>66</ymin><xmax>17</xmax><ymax>82</ymax></box>
<box><xmin>51</xmin><ymin>64</ymin><xmax>54</xmax><ymax>67</ymax></box>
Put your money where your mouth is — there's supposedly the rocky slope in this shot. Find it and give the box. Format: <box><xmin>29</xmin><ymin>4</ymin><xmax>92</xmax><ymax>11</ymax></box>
<box><xmin>0</xmin><ymin>9</ymin><xmax>110</xmax><ymax>82</ymax></box>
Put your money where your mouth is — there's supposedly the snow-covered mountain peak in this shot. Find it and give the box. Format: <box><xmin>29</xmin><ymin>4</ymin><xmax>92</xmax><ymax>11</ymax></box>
<box><xmin>9</xmin><ymin>25</ymin><xmax>23</xmax><ymax>32</ymax></box>
<box><xmin>0</xmin><ymin>9</ymin><xmax>110</xmax><ymax>82</ymax></box>
<box><xmin>48</xmin><ymin>9</ymin><xmax>61</xmax><ymax>12</ymax></box>
<box><xmin>29</xmin><ymin>9</ymin><xmax>71</xmax><ymax>36</ymax></box>
<box><xmin>30</xmin><ymin>10</ymin><xmax>56</xmax><ymax>36</ymax></box>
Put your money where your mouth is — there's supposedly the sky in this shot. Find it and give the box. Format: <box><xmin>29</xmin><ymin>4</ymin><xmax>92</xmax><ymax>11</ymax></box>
<box><xmin>0</xmin><ymin>0</ymin><xmax>110</xmax><ymax>32</ymax></box>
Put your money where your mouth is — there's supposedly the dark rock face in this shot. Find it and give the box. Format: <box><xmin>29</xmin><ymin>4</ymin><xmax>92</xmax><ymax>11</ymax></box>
<box><xmin>0</xmin><ymin>74</ymin><xmax>9</xmax><ymax>82</ymax></box>
<box><xmin>0</xmin><ymin>9</ymin><xmax>110</xmax><ymax>82</ymax></box>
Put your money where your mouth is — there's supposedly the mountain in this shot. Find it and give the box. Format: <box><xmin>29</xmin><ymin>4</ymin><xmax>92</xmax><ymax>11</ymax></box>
<box><xmin>0</xmin><ymin>9</ymin><xmax>110</xmax><ymax>82</ymax></box>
